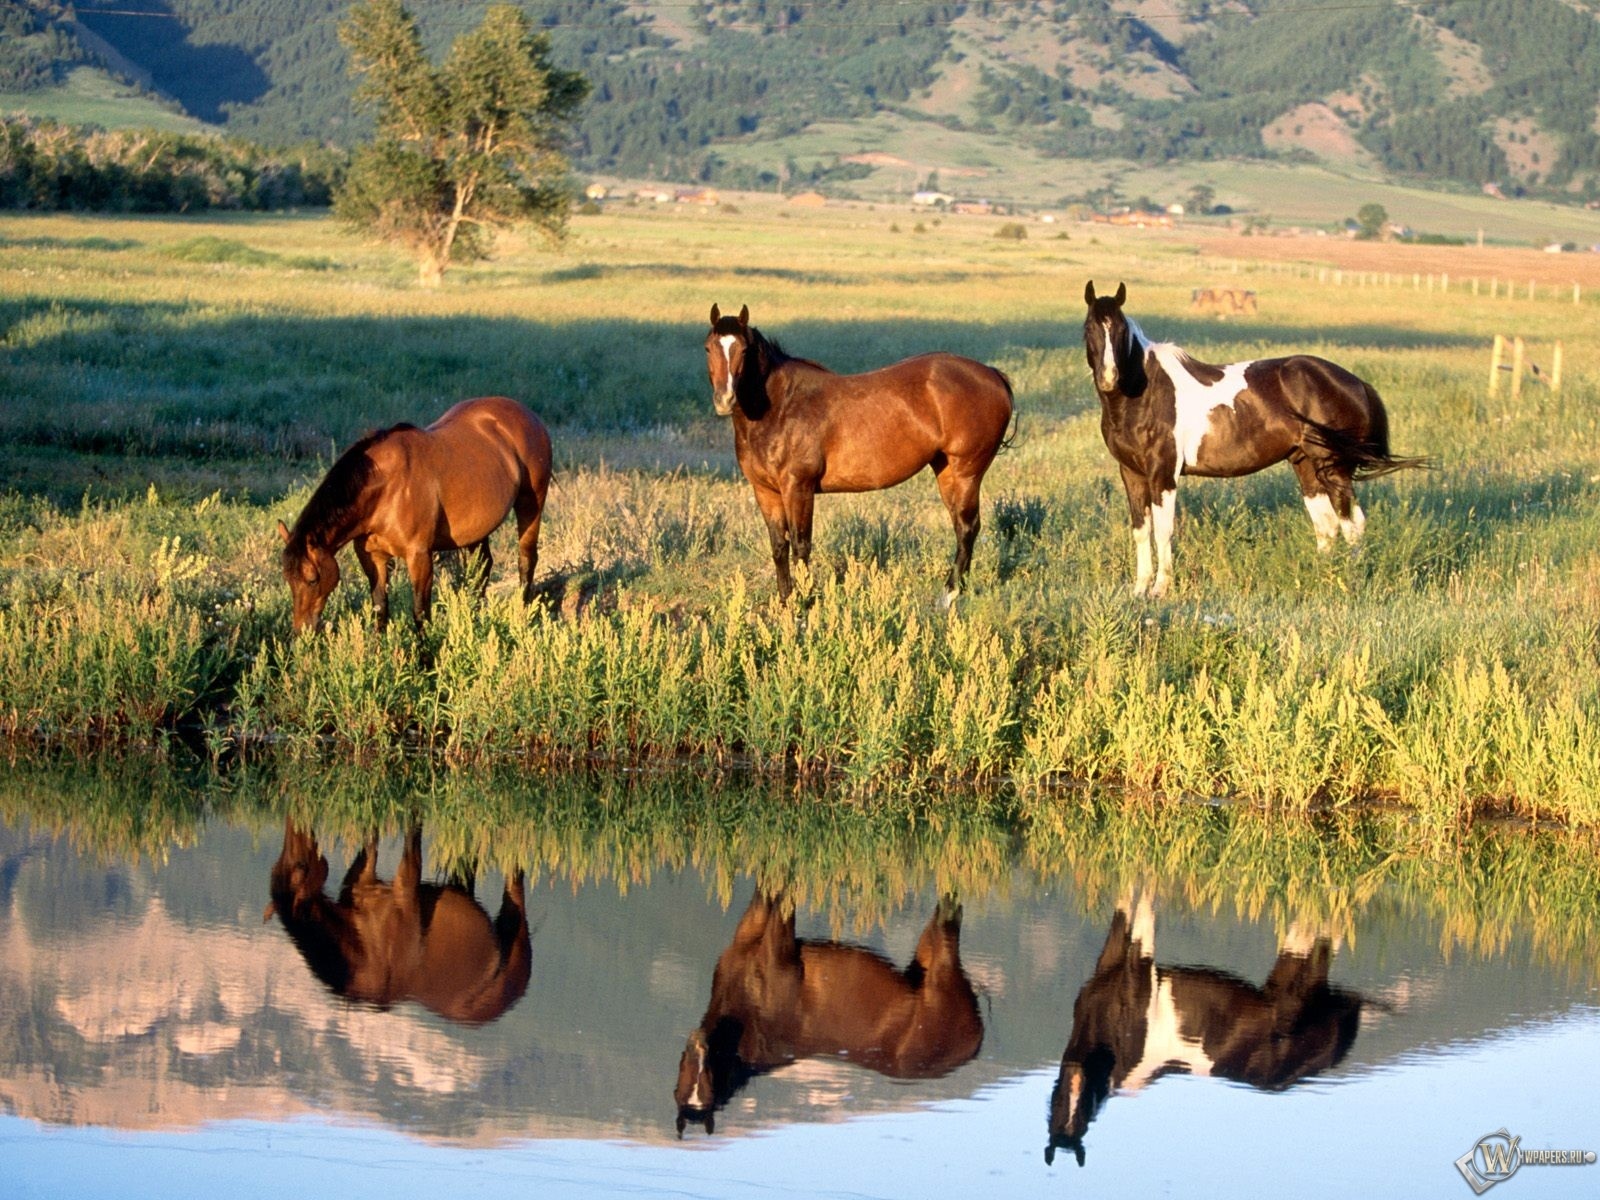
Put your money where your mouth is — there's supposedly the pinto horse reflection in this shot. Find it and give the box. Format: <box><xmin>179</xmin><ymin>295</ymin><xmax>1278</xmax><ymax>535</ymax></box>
<box><xmin>674</xmin><ymin>891</ymin><xmax>983</xmax><ymax>1136</ymax></box>
<box><xmin>265</xmin><ymin>820</ymin><xmax>531</xmax><ymax>1025</ymax></box>
<box><xmin>1047</xmin><ymin>893</ymin><xmax>1361</xmax><ymax>1167</ymax></box>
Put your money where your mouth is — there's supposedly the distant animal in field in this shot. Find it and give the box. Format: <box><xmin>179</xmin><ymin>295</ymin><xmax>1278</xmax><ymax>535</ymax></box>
<box><xmin>705</xmin><ymin>304</ymin><xmax>1014</xmax><ymax>605</ymax></box>
<box><xmin>1190</xmin><ymin>286</ymin><xmax>1257</xmax><ymax>315</ymax></box>
<box><xmin>1047</xmin><ymin>893</ymin><xmax>1362</xmax><ymax>1167</ymax></box>
<box><xmin>674</xmin><ymin>890</ymin><xmax>983</xmax><ymax>1136</ymax></box>
<box><xmin>265</xmin><ymin>820</ymin><xmax>531</xmax><ymax>1025</ymax></box>
<box><xmin>1084</xmin><ymin>281</ymin><xmax>1426</xmax><ymax>598</ymax></box>
<box><xmin>277</xmin><ymin>395</ymin><xmax>551</xmax><ymax>632</ymax></box>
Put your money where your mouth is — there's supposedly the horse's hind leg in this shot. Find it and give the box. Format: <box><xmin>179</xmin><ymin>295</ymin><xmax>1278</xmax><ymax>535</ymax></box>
<box><xmin>934</xmin><ymin>461</ymin><xmax>982</xmax><ymax>606</ymax></box>
<box><xmin>1291</xmin><ymin>457</ymin><xmax>1347</xmax><ymax>552</ymax></box>
<box><xmin>514</xmin><ymin>490</ymin><xmax>545</xmax><ymax>604</ymax></box>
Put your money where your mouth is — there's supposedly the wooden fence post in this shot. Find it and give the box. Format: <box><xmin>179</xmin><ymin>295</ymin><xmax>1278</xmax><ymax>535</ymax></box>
<box><xmin>1488</xmin><ymin>334</ymin><xmax>1504</xmax><ymax>395</ymax></box>
<box><xmin>1511</xmin><ymin>337</ymin><xmax>1525</xmax><ymax>400</ymax></box>
<box><xmin>1551</xmin><ymin>342</ymin><xmax>1563</xmax><ymax>393</ymax></box>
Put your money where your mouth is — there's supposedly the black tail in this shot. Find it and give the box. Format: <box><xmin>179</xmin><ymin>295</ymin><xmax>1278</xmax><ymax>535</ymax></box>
<box><xmin>996</xmin><ymin>371</ymin><xmax>1019</xmax><ymax>455</ymax></box>
<box><xmin>1299</xmin><ymin>385</ymin><xmax>1431</xmax><ymax>480</ymax></box>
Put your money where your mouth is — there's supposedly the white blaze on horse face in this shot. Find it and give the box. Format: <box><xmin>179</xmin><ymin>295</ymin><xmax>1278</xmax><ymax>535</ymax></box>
<box><xmin>1099</xmin><ymin>318</ymin><xmax>1120</xmax><ymax>389</ymax></box>
<box><xmin>1303</xmin><ymin>493</ymin><xmax>1342</xmax><ymax>551</ymax></box>
<box><xmin>715</xmin><ymin>335</ymin><xmax>738</xmax><ymax>405</ymax></box>
<box><xmin>1156</xmin><ymin>345</ymin><xmax>1251</xmax><ymax>471</ymax></box>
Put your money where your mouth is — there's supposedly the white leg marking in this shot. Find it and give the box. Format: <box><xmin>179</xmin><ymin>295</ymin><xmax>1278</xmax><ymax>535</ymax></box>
<box><xmin>1132</xmin><ymin>518</ymin><xmax>1153</xmax><ymax>597</ymax></box>
<box><xmin>1131</xmin><ymin>892</ymin><xmax>1155</xmax><ymax>954</ymax></box>
<box><xmin>1341</xmin><ymin>503</ymin><xmax>1366</xmax><ymax>544</ymax></box>
<box><xmin>1150</xmin><ymin>489</ymin><xmax>1176</xmax><ymax>598</ymax></box>
<box><xmin>1281</xmin><ymin>922</ymin><xmax>1318</xmax><ymax>958</ymax></box>
<box><xmin>1303</xmin><ymin>493</ymin><xmax>1341</xmax><ymax>552</ymax></box>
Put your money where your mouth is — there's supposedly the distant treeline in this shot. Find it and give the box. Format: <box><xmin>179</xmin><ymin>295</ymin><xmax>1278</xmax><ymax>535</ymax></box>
<box><xmin>0</xmin><ymin>117</ymin><xmax>343</xmax><ymax>213</ymax></box>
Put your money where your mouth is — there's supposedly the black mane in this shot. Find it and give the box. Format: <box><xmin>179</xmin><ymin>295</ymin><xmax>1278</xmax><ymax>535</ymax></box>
<box><xmin>288</xmin><ymin>424</ymin><xmax>418</xmax><ymax>548</ymax></box>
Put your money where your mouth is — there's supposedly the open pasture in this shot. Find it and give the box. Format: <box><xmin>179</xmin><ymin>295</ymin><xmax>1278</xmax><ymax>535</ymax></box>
<box><xmin>1</xmin><ymin>198</ymin><xmax>1598</xmax><ymax>825</ymax></box>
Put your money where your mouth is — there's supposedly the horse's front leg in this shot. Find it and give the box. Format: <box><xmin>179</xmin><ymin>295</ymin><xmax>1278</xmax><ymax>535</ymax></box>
<box><xmin>781</xmin><ymin>479</ymin><xmax>817</xmax><ymax>595</ymax></box>
<box><xmin>1149</xmin><ymin>485</ymin><xmax>1177</xmax><ymax>599</ymax></box>
<box><xmin>751</xmin><ymin>484</ymin><xmax>793</xmax><ymax>600</ymax></box>
<box><xmin>405</xmin><ymin>548</ymin><xmax>435</xmax><ymax>627</ymax></box>
<box><xmin>353</xmin><ymin>539</ymin><xmax>390</xmax><ymax>631</ymax></box>
<box><xmin>1119</xmin><ymin>465</ymin><xmax>1155</xmax><ymax>597</ymax></box>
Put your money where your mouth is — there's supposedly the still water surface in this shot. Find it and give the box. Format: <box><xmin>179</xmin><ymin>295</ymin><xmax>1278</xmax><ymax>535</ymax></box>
<box><xmin>1</xmin><ymin>765</ymin><xmax>1597</xmax><ymax>1199</ymax></box>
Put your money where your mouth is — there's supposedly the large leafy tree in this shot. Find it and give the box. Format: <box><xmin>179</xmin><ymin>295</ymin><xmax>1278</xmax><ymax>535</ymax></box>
<box><xmin>335</xmin><ymin>0</ymin><xmax>587</xmax><ymax>285</ymax></box>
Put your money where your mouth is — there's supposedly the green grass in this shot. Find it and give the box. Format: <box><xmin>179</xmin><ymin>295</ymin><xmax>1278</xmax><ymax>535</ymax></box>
<box><xmin>1</xmin><ymin>204</ymin><xmax>1598</xmax><ymax>828</ymax></box>
<box><xmin>0</xmin><ymin>67</ymin><xmax>206</xmax><ymax>136</ymax></box>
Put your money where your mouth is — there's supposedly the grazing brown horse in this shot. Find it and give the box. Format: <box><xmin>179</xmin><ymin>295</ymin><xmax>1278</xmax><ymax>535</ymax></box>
<box><xmin>1046</xmin><ymin>893</ymin><xmax>1362</xmax><ymax>1167</ymax></box>
<box><xmin>705</xmin><ymin>304</ymin><xmax>1014</xmax><ymax>604</ymax></box>
<box><xmin>674</xmin><ymin>890</ymin><xmax>984</xmax><ymax>1136</ymax></box>
<box><xmin>264</xmin><ymin>820</ymin><xmax>532</xmax><ymax>1025</ymax></box>
<box><xmin>277</xmin><ymin>396</ymin><xmax>552</xmax><ymax>632</ymax></box>
<box><xmin>1085</xmin><ymin>281</ymin><xmax>1426</xmax><ymax>598</ymax></box>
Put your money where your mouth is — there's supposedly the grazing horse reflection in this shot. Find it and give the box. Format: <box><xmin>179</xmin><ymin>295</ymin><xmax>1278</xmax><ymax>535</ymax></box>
<box><xmin>674</xmin><ymin>891</ymin><xmax>983</xmax><ymax>1136</ymax></box>
<box><xmin>265</xmin><ymin>820</ymin><xmax>531</xmax><ymax>1025</ymax></box>
<box><xmin>1047</xmin><ymin>893</ymin><xmax>1362</xmax><ymax>1167</ymax></box>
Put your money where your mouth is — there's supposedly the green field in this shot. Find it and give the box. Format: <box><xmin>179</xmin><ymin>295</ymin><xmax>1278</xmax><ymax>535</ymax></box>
<box><xmin>1</xmin><ymin>200</ymin><xmax>1597</xmax><ymax>829</ymax></box>
<box><xmin>0</xmin><ymin>67</ymin><xmax>207</xmax><ymax>136</ymax></box>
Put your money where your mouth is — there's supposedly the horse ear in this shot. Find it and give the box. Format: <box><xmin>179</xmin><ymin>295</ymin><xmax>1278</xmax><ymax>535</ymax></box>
<box><xmin>1114</xmin><ymin>282</ymin><xmax>1126</xmax><ymax>306</ymax></box>
<box><xmin>277</xmin><ymin>519</ymin><xmax>291</xmax><ymax>545</ymax></box>
<box><xmin>710</xmin><ymin>303</ymin><xmax>721</xmax><ymax>327</ymax></box>
<box><xmin>737</xmin><ymin>305</ymin><xmax>749</xmax><ymax>328</ymax></box>
<box><xmin>1084</xmin><ymin>280</ymin><xmax>1096</xmax><ymax>305</ymax></box>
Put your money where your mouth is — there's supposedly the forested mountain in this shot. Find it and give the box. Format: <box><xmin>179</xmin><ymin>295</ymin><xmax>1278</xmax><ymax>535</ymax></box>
<box><xmin>5</xmin><ymin>0</ymin><xmax>1600</xmax><ymax>202</ymax></box>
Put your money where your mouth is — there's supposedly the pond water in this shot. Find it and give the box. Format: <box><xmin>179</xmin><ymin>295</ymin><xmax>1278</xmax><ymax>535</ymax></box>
<box><xmin>1</xmin><ymin>761</ymin><xmax>1597</xmax><ymax>1199</ymax></box>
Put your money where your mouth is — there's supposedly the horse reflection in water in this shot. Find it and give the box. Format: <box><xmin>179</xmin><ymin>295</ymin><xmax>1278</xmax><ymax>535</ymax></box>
<box><xmin>1047</xmin><ymin>892</ymin><xmax>1362</xmax><ymax>1167</ymax></box>
<box><xmin>265</xmin><ymin>820</ymin><xmax>531</xmax><ymax>1024</ymax></box>
<box><xmin>675</xmin><ymin>891</ymin><xmax>983</xmax><ymax>1136</ymax></box>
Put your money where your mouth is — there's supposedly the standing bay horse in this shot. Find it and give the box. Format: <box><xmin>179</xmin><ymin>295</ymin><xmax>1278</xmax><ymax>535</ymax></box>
<box><xmin>277</xmin><ymin>396</ymin><xmax>552</xmax><ymax>632</ymax></box>
<box><xmin>706</xmin><ymin>304</ymin><xmax>1014</xmax><ymax>603</ymax></box>
<box><xmin>1083</xmin><ymin>282</ymin><xmax>1426</xmax><ymax>598</ymax></box>
<box><xmin>674</xmin><ymin>890</ymin><xmax>983</xmax><ymax>1136</ymax></box>
<box><xmin>265</xmin><ymin>820</ymin><xmax>532</xmax><ymax>1025</ymax></box>
<box><xmin>1046</xmin><ymin>894</ymin><xmax>1362</xmax><ymax>1167</ymax></box>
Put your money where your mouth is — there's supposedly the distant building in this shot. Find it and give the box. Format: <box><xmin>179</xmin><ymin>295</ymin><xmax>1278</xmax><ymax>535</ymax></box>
<box><xmin>786</xmin><ymin>191</ymin><xmax>827</xmax><ymax>207</ymax></box>
<box><xmin>951</xmin><ymin>200</ymin><xmax>994</xmax><ymax>215</ymax></box>
<box><xmin>584</xmin><ymin>183</ymin><xmax>609</xmax><ymax>201</ymax></box>
<box><xmin>675</xmin><ymin>188</ymin><xmax>720</xmax><ymax>205</ymax></box>
<box><xmin>912</xmin><ymin>190</ymin><xmax>953</xmax><ymax>206</ymax></box>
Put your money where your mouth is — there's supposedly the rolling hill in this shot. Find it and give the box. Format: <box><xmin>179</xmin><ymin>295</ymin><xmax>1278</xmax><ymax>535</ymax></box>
<box><xmin>5</xmin><ymin>0</ymin><xmax>1600</xmax><ymax>210</ymax></box>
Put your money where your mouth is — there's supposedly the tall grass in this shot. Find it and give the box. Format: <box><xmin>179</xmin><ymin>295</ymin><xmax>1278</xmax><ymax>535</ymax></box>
<box><xmin>1</xmin><ymin>206</ymin><xmax>1598</xmax><ymax>825</ymax></box>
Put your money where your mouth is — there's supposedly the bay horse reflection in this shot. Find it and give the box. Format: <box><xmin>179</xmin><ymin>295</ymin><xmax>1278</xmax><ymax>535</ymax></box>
<box><xmin>1084</xmin><ymin>281</ymin><xmax>1426</xmax><ymax>598</ymax></box>
<box><xmin>674</xmin><ymin>891</ymin><xmax>983</xmax><ymax>1136</ymax></box>
<box><xmin>278</xmin><ymin>396</ymin><xmax>552</xmax><ymax>632</ymax></box>
<box><xmin>706</xmin><ymin>304</ymin><xmax>1014</xmax><ymax>604</ymax></box>
<box><xmin>265</xmin><ymin>820</ymin><xmax>531</xmax><ymax>1025</ymax></box>
<box><xmin>1047</xmin><ymin>893</ymin><xmax>1362</xmax><ymax>1166</ymax></box>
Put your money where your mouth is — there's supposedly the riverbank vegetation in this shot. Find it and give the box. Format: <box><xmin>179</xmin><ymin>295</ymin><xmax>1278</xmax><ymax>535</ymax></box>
<box><xmin>1</xmin><ymin>202</ymin><xmax>1598</xmax><ymax>830</ymax></box>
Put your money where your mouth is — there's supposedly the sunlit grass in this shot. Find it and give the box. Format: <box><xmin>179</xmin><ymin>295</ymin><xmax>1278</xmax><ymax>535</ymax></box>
<box><xmin>1</xmin><ymin>206</ymin><xmax>1597</xmax><ymax>825</ymax></box>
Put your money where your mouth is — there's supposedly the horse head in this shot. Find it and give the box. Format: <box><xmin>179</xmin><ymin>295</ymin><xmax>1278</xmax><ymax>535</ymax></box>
<box><xmin>1046</xmin><ymin>1049</ymin><xmax>1113</xmax><ymax>1167</ymax></box>
<box><xmin>1083</xmin><ymin>280</ymin><xmax>1146</xmax><ymax>398</ymax></box>
<box><xmin>706</xmin><ymin>303</ymin><xmax>752</xmax><ymax>417</ymax></box>
<box><xmin>278</xmin><ymin>519</ymin><xmax>341</xmax><ymax>633</ymax></box>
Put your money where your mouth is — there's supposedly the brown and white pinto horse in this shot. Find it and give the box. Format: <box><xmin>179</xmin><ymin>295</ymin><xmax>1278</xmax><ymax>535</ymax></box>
<box><xmin>1046</xmin><ymin>893</ymin><xmax>1362</xmax><ymax>1167</ymax></box>
<box><xmin>265</xmin><ymin>821</ymin><xmax>532</xmax><ymax>1025</ymax></box>
<box><xmin>1084</xmin><ymin>281</ymin><xmax>1426</xmax><ymax>598</ymax></box>
<box><xmin>706</xmin><ymin>304</ymin><xmax>1014</xmax><ymax>604</ymax></box>
<box><xmin>278</xmin><ymin>396</ymin><xmax>552</xmax><ymax>632</ymax></box>
<box><xmin>674</xmin><ymin>890</ymin><xmax>983</xmax><ymax>1136</ymax></box>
